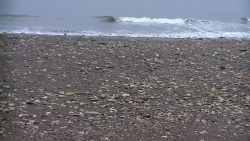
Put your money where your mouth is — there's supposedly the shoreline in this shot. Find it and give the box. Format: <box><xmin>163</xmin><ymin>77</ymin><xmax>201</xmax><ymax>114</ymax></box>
<box><xmin>1</xmin><ymin>33</ymin><xmax>250</xmax><ymax>41</ymax></box>
<box><xmin>0</xmin><ymin>33</ymin><xmax>249</xmax><ymax>140</ymax></box>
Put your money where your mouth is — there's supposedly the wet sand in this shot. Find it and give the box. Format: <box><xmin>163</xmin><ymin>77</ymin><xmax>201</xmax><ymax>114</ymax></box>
<box><xmin>0</xmin><ymin>34</ymin><xmax>249</xmax><ymax>141</ymax></box>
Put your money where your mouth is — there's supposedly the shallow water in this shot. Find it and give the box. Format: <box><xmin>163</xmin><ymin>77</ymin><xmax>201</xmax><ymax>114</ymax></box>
<box><xmin>0</xmin><ymin>0</ymin><xmax>250</xmax><ymax>38</ymax></box>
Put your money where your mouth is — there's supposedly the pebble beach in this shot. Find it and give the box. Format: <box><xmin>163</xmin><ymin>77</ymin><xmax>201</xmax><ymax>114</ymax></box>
<box><xmin>0</xmin><ymin>34</ymin><xmax>249</xmax><ymax>141</ymax></box>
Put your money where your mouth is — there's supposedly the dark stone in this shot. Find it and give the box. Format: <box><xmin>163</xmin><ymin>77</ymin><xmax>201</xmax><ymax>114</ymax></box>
<box><xmin>98</xmin><ymin>42</ymin><xmax>107</xmax><ymax>46</ymax></box>
<box><xmin>143</xmin><ymin>114</ymin><xmax>151</xmax><ymax>118</ymax></box>
<box><xmin>26</xmin><ymin>101</ymin><xmax>34</xmax><ymax>105</ymax></box>
<box><xmin>219</xmin><ymin>66</ymin><xmax>226</xmax><ymax>70</ymax></box>
<box><xmin>237</xmin><ymin>49</ymin><xmax>247</xmax><ymax>52</ymax></box>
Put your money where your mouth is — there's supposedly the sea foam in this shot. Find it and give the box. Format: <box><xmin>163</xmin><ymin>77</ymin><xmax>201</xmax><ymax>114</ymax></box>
<box><xmin>116</xmin><ymin>17</ymin><xmax>208</xmax><ymax>24</ymax></box>
<box><xmin>117</xmin><ymin>17</ymin><xmax>185</xmax><ymax>24</ymax></box>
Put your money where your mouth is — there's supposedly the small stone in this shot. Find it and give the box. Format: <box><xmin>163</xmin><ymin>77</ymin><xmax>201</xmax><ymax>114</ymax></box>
<box><xmin>8</xmin><ymin>103</ymin><xmax>15</xmax><ymax>107</ymax></box>
<box><xmin>66</xmin><ymin>92</ymin><xmax>75</xmax><ymax>96</ymax></box>
<box><xmin>34</xmin><ymin>100</ymin><xmax>40</xmax><ymax>104</ymax></box>
<box><xmin>3</xmin><ymin>85</ymin><xmax>10</xmax><ymax>88</ymax></box>
<box><xmin>58</xmin><ymin>95</ymin><xmax>66</xmax><ymax>98</ymax></box>
<box><xmin>154</xmin><ymin>53</ymin><xmax>160</xmax><ymax>57</ymax></box>
<box><xmin>219</xmin><ymin>66</ymin><xmax>226</xmax><ymax>70</ymax></box>
<box><xmin>121</xmin><ymin>93</ymin><xmax>130</xmax><ymax>97</ymax></box>
<box><xmin>90</xmin><ymin>96</ymin><xmax>99</xmax><ymax>101</ymax></box>
<box><xmin>26</xmin><ymin>101</ymin><xmax>34</xmax><ymax>105</ymax></box>
<box><xmin>85</xmin><ymin>111</ymin><xmax>101</xmax><ymax>116</ymax></box>
<box><xmin>41</xmin><ymin>96</ymin><xmax>48</xmax><ymax>99</ymax></box>
<box><xmin>59</xmin><ymin>91</ymin><xmax>65</xmax><ymax>95</ymax></box>
<box><xmin>79</xmin><ymin>112</ymin><xmax>84</xmax><ymax>116</ymax></box>
<box><xmin>154</xmin><ymin>58</ymin><xmax>164</xmax><ymax>64</ymax></box>
<box><xmin>45</xmin><ymin>93</ymin><xmax>53</xmax><ymax>96</ymax></box>
<box><xmin>78</xmin><ymin>131</ymin><xmax>85</xmax><ymax>135</ymax></box>
<box><xmin>102</xmin><ymin>137</ymin><xmax>110</xmax><ymax>141</ymax></box>
<box><xmin>18</xmin><ymin>114</ymin><xmax>28</xmax><ymax>118</ymax></box>
<box><xmin>28</xmin><ymin>120</ymin><xmax>36</xmax><ymax>125</ymax></box>
<box><xmin>161</xmin><ymin>136</ymin><xmax>167</xmax><ymax>138</ymax></box>
<box><xmin>197</xmin><ymin>102</ymin><xmax>202</xmax><ymax>106</ymax></box>
<box><xmin>138</xmin><ymin>89</ymin><xmax>146</xmax><ymax>95</ymax></box>
<box><xmin>41</xmin><ymin>69</ymin><xmax>47</xmax><ymax>72</ymax></box>
<box><xmin>51</xmin><ymin>120</ymin><xmax>60</xmax><ymax>125</ymax></box>
<box><xmin>9</xmin><ymin>107</ymin><xmax>15</xmax><ymax>111</ymax></box>
<box><xmin>200</xmin><ymin>130</ymin><xmax>208</xmax><ymax>135</ymax></box>
<box><xmin>99</xmin><ymin>94</ymin><xmax>108</xmax><ymax>99</ymax></box>
<box><xmin>107</xmin><ymin>98</ymin><xmax>116</xmax><ymax>102</ymax></box>
<box><xmin>211</xmin><ymin>111</ymin><xmax>216</xmax><ymax>115</ymax></box>
<box><xmin>79</xmin><ymin>102</ymin><xmax>85</xmax><ymax>106</ymax></box>
<box><xmin>218</xmin><ymin>97</ymin><xmax>224</xmax><ymax>102</ymax></box>
<box><xmin>143</xmin><ymin>114</ymin><xmax>151</xmax><ymax>118</ymax></box>
<box><xmin>68</xmin><ymin>120</ymin><xmax>73</xmax><ymax>124</ymax></box>
<box><xmin>57</xmin><ymin>115</ymin><xmax>63</xmax><ymax>118</ymax></box>
<box><xmin>211</xmin><ymin>87</ymin><xmax>216</xmax><ymax>91</ymax></box>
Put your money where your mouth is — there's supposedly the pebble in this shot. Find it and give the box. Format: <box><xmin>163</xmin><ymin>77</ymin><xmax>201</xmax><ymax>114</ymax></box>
<box><xmin>85</xmin><ymin>111</ymin><xmax>101</xmax><ymax>116</ymax></box>
<box><xmin>1</xmin><ymin>34</ymin><xmax>249</xmax><ymax>141</ymax></box>
<box><xmin>26</xmin><ymin>101</ymin><xmax>35</xmax><ymax>105</ymax></box>
<box><xmin>41</xmin><ymin>96</ymin><xmax>48</xmax><ymax>99</ymax></box>
<box><xmin>121</xmin><ymin>93</ymin><xmax>130</xmax><ymax>97</ymax></box>
<box><xmin>59</xmin><ymin>91</ymin><xmax>65</xmax><ymax>95</ymax></box>
<box><xmin>18</xmin><ymin>114</ymin><xmax>29</xmax><ymax>118</ymax></box>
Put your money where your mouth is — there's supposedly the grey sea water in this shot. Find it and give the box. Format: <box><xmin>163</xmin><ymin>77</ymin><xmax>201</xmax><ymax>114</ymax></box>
<box><xmin>0</xmin><ymin>0</ymin><xmax>250</xmax><ymax>38</ymax></box>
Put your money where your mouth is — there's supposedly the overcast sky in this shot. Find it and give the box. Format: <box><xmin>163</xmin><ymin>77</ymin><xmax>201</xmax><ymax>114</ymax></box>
<box><xmin>0</xmin><ymin>0</ymin><xmax>249</xmax><ymax>20</ymax></box>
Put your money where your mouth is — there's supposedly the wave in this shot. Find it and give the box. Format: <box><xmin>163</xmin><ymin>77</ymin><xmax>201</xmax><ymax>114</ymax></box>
<box><xmin>241</xmin><ymin>17</ymin><xmax>250</xmax><ymax>24</ymax></box>
<box><xmin>1</xmin><ymin>28</ymin><xmax>250</xmax><ymax>39</ymax></box>
<box><xmin>95</xmin><ymin>16</ymin><xmax>117</xmax><ymax>23</ymax></box>
<box><xmin>117</xmin><ymin>17</ymin><xmax>208</xmax><ymax>24</ymax></box>
<box><xmin>96</xmin><ymin>16</ymin><xmax>208</xmax><ymax>25</ymax></box>
<box><xmin>0</xmin><ymin>14</ymin><xmax>39</xmax><ymax>18</ymax></box>
<box><xmin>117</xmin><ymin>17</ymin><xmax>185</xmax><ymax>24</ymax></box>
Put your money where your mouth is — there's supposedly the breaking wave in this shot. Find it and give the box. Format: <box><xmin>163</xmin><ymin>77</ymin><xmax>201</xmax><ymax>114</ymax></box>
<box><xmin>118</xmin><ymin>17</ymin><xmax>186</xmax><ymax>24</ymax></box>
<box><xmin>117</xmin><ymin>17</ymin><xmax>208</xmax><ymax>24</ymax></box>
<box><xmin>1</xmin><ymin>16</ymin><xmax>250</xmax><ymax>39</ymax></box>
<box><xmin>97</xmin><ymin>16</ymin><xmax>208</xmax><ymax>24</ymax></box>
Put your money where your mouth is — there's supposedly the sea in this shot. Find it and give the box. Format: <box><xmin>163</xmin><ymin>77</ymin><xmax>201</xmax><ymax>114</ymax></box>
<box><xmin>0</xmin><ymin>0</ymin><xmax>250</xmax><ymax>38</ymax></box>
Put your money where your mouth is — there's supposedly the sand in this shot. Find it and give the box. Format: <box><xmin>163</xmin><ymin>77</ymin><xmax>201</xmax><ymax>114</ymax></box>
<box><xmin>0</xmin><ymin>34</ymin><xmax>249</xmax><ymax>141</ymax></box>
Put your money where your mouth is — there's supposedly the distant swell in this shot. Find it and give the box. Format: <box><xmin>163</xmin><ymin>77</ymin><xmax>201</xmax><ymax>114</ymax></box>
<box><xmin>0</xmin><ymin>14</ymin><xmax>39</xmax><ymax>18</ymax></box>
<box><xmin>241</xmin><ymin>17</ymin><xmax>250</xmax><ymax>24</ymax></box>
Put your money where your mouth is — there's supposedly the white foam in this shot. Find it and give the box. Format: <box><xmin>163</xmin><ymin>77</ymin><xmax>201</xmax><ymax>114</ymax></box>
<box><xmin>1</xmin><ymin>26</ymin><xmax>250</xmax><ymax>39</ymax></box>
<box><xmin>1</xmin><ymin>28</ymin><xmax>63</xmax><ymax>35</ymax></box>
<box><xmin>117</xmin><ymin>17</ymin><xmax>186</xmax><ymax>25</ymax></box>
<box><xmin>116</xmin><ymin>17</ymin><xmax>209</xmax><ymax>25</ymax></box>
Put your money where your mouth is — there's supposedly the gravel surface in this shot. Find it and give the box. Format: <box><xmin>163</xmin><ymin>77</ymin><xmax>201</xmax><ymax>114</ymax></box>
<box><xmin>0</xmin><ymin>34</ymin><xmax>249</xmax><ymax>141</ymax></box>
